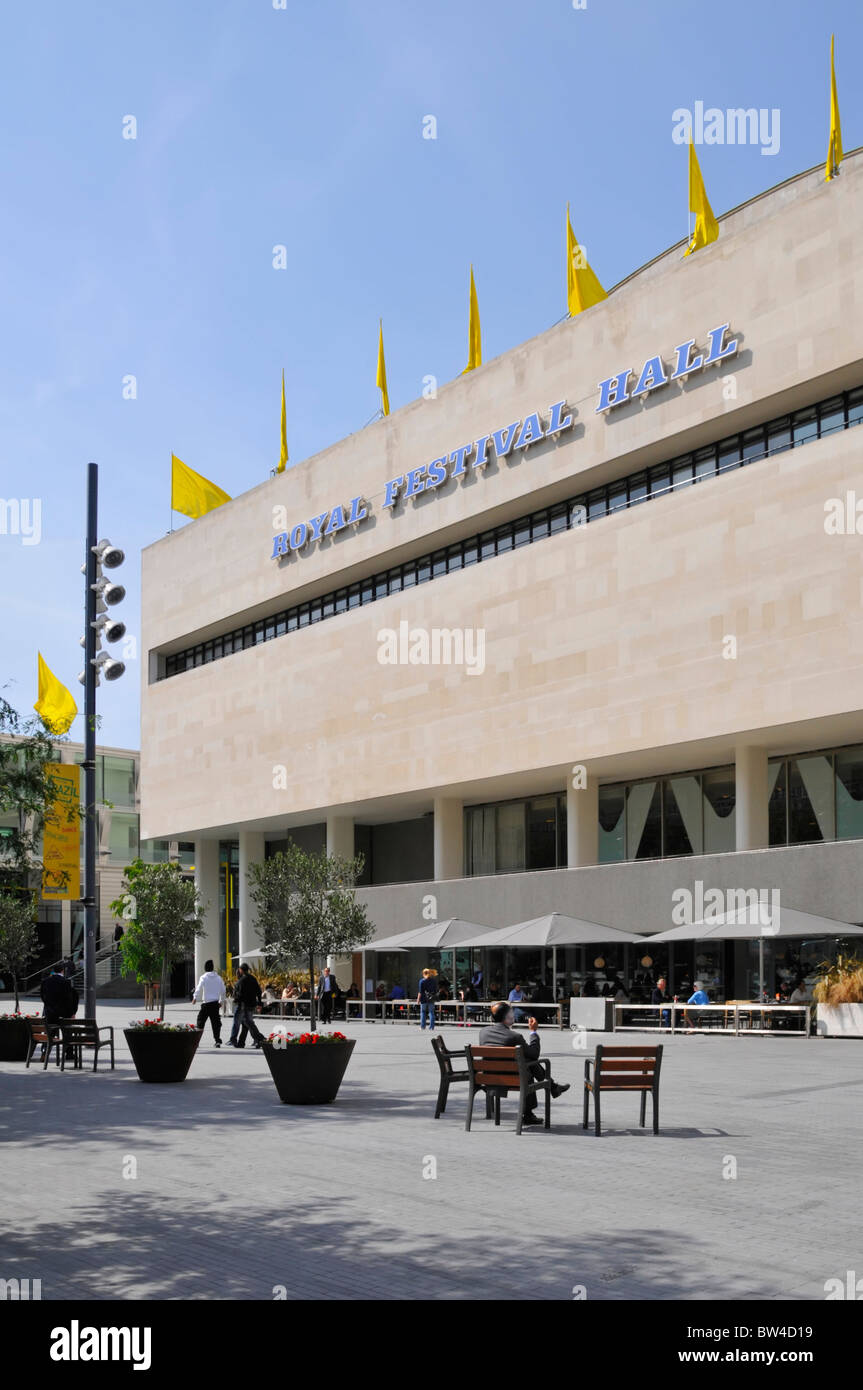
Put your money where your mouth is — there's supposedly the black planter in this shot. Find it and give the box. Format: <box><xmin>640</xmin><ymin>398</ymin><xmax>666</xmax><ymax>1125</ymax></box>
<box><xmin>0</xmin><ymin>1019</ymin><xmax>30</xmax><ymax>1062</ymax></box>
<box><xmin>124</xmin><ymin>1028</ymin><xmax>202</xmax><ymax>1083</ymax></box>
<box><xmin>262</xmin><ymin>1037</ymin><xmax>356</xmax><ymax>1104</ymax></box>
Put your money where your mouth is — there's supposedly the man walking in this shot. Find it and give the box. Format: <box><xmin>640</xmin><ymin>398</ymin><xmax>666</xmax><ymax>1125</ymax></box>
<box><xmin>192</xmin><ymin>959</ymin><xmax>226</xmax><ymax>1047</ymax></box>
<box><xmin>479</xmin><ymin>1002</ymin><xmax>569</xmax><ymax>1126</ymax></box>
<box><xmin>316</xmin><ymin>965</ymin><xmax>339</xmax><ymax>1025</ymax></box>
<box><xmin>228</xmin><ymin>962</ymin><xmax>265</xmax><ymax>1048</ymax></box>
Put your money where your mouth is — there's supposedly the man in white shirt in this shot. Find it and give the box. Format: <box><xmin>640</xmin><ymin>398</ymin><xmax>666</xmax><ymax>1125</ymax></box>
<box><xmin>193</xmin><ymin>959</ymin><xmax>227</xmax><ymax>1047</ymax></box>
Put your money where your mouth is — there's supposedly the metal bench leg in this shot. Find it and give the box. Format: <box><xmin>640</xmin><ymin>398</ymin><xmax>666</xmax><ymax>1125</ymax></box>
<box><xmin>465</xmin><ymin>1083</ymin><xmax>475</xmax><ymax>1132</ymax></box>
<box><xmin>544</xmin><ymin>1085</ymin><xmax>551</xmax><ymax>1130</ymax></box>
<box><xmin>640</xmin><ymin>1091</ymin><xmax>647</xmax><ymax>1127</ymax></box>
<box><xmin>594</xmin><ymin>1089</ymin><xmax>601</xmax><ymax>1137</ymax></box>
<box><xmin>434</xmin><ymin>1078</ymin><xmax>448</xmax><ymax>1118</ymax></box>
<box><xmin>653</xmin><ymin>1087</ymin><xmax>660</xmax><ymax>1135</ymax></box>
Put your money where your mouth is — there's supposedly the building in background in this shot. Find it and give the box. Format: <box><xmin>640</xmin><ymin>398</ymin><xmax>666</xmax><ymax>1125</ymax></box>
<box><xmin>0</xmin><ymin>737</ymin><xmax>195</xmax><ymax>981</ymax></box>
<box><xmin>140</xmin><ymin>156</ymin><xmax>863</xmax><ymax>1003</ymax></box>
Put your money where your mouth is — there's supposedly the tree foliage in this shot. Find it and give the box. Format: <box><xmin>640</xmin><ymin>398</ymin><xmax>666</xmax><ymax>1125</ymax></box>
<box><xmin>0</xmin><ymin>890</ymin><xmax>39</xmax><ymax>1010</ymax></box>
<box><xmin>111</xmin><ymin>860</ymin><xmax>203</xmax><ymax>1020</ymax></box>
<box><xmin>247</xmin><ymin>845</ymin><xmax>373</xmax><ymax>1031</ymax></box>
<box><xmin>0</xmin><ymin>695</ymin><xmax>78</xmax><ymax>895</ymax></box>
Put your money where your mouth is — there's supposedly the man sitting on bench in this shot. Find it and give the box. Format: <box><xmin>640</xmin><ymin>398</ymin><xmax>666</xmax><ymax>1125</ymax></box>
<box><xmin>478</xmin><ymin>1002</ymin><xmax>570</xmax><ymax>1127</ymax></box>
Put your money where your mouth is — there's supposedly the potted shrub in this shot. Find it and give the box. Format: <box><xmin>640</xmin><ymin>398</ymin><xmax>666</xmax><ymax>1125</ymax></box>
<box><xmin>262</xmin><ymin>1029</ymin><xmax>357</xmax><ymax>1104</ymax></box>
<box><xmin>124</xmin><ymin>1019</ymin><xmax>203</xmax><ymax>1082</ymax></box>
<box><xmin>111</xmin><ymin>860</ymin><xmax>205</xmax><ymax>1081</ymax></box>
<box><xmin>0</xmin><ymin>1011</ymin><xmax>40</xmax><ymax>1062</ymax></box>
<box><xmin>814</xmin><ymin>957</ymin><xmax>863</xmax><ymax>1038</ymax></box>
<box><xmin>247</xmin><ymin>845</ymin><xmax>374</xmax><ymax>1103</ymax></box>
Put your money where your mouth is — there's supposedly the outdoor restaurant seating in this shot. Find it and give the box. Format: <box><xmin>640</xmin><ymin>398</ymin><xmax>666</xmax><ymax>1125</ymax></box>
<box><xmin>583</xmin><ymin>1044</ymin><xmax>663</xmax><ymax>1136</ymax></box>
<box><xmin>465</xmin><ymin>1044</ymin><xmax>553</xmax><ymax>1135</ymax></box>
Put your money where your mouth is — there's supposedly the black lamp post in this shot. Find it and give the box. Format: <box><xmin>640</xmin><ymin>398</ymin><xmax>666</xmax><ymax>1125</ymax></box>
<box><xmin>80</xmin><ymin>463</ymin><xmax>126</xmax><ymax>1020</ymax></box>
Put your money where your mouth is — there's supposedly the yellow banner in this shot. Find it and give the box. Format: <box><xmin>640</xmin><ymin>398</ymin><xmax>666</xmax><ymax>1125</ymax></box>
<box><xmin>42</xmin><ymin>762</ymin><xmax>81</xmax><ymax>901</ymax></box>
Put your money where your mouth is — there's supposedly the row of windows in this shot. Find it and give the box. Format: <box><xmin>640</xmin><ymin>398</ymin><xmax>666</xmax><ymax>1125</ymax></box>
<box><xmin>161</xmin><ymin>385</ymin><xmax>863</xmax><ymax>680</ymax></box>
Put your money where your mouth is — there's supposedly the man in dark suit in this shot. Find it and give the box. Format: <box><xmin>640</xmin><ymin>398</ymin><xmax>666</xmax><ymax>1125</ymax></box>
<box><xmin>40</xmin><ymin>966</ymin><xmax>76</xmax><ymax>1024</ymax></box>
<box><xmin>479</xmin><ymin>1002</ymin><xmax>569</xmax><ymax>1127</ymax></box>
<box><xmin>316</xmin><ymin>966</ymin><xmax>339</xmax><ymax>1025</ymax></box>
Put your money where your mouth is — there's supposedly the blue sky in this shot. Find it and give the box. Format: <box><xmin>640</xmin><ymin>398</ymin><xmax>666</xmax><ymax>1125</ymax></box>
<box><xmin>1</xmin><ymin>0</ymin><xmax>860</xmax><ymax>750</ymax></box>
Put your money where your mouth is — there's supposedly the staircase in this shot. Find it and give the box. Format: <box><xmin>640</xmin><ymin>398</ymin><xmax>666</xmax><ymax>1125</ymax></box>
<box><xmin>17</xmin><ymin>945</ymin><xmax>143</xmax><ymax>1000</ymax></box>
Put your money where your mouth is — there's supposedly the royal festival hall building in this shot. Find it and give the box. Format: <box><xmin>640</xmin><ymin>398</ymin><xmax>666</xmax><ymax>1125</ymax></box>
<box><xmin>140</xmin><ymin>155</ymin><xmax>863</xmax><ymax>1005</ymax></box>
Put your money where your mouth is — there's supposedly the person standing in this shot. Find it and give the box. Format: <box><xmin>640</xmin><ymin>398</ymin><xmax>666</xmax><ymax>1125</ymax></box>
<box><xmin>316</xmin><ymin>965</ymin><xmax>339</xmax><ymax>1025</ymax></box>
<box><xmin>417</xmin><ymin>967</ymin><xmax>438</xmax><ymax>1031</ymax></box>
<box><xmin>192</xmin><ymin>959</ymin><xmax>226</xmax><ymax>1047</ymax></box>
<box><xmin>228</xmin><ymin>963</ymin><xmax>265</xmax><ymax>1048</ymax></box>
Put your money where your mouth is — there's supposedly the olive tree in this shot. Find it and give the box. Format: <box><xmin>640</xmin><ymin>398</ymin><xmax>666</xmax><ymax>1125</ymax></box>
<box><xmin>111</xmin><ymin>860</ymin><xmax>203</xmax><ymax>1020</ymax></box>
<box><xmin>0</xmin><ymin>891</ymin><xmax>39</xmax><ymax>1010</ymax></box>
<box><xmin>247</xmin><ymin>845</ymin><xmax>374</xmax><ymax>1032</ymax></box>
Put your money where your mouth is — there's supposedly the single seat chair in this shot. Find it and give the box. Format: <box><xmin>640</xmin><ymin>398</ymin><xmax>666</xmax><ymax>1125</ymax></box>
<box><xmin>583</xmin><ymin>1044</ymin><xmax>663</xmax><ymax>1136</ymax></box>
<box><xmin>465</xmin><ymin>1045</ymin><xmax>553</xmax><ymax>1135</ymax></box>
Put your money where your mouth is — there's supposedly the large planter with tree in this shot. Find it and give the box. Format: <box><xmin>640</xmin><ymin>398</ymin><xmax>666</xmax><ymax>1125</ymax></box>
<box><xmin>262</xmin><ymin>1030</ymin><xmax>357</xmax><ymax>1103</ymax></box>
<box><xmin>247</xmin><ymin>845</ymin><xmax>374</xmax><ymax>1104</ymax></box>
<box><xmin>111</xmin><ymin>859</ymin><xmax>204</xmax><ymax>1023</ymax></box>
<box><xmin>814</xmin><ymin>958</ymin><xmax>863</xmax><ymax>1037</ymax></box>
<box><xmin>0</xmin><ymin>1013</ymin><xmax>37</xmax><ymax>1062</ymax></box>
<box><xmin>124</xmin><ymin>1020</ymin><xmax>203</xmax><ymax>1082</ymax></box>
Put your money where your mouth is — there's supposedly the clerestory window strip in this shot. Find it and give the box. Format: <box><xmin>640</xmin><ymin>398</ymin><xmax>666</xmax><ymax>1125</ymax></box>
<box><xmin>160</xmin><ymin>384</ymin><xmax>863</xmax><ymax>679</ymax></box>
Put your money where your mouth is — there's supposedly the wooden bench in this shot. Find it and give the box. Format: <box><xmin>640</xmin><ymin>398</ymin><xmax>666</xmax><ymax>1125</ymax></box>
<box><xmin>59</xmin><ymin>1021</ymin><xmax>115</xmax><ymax>1071</ymax></box>
<box><xmin>583</xmin><ymin>1044</ymin><xmax>663</xmax><ymax>1136</ymax></box>
<box><xmin>25</xmin><ymin>1018</ymin><xmax>64</xmax><ymax>1070</ymax></box>
<box><xmin>465</xmin><ymin>1045</ymin><xmax>553</xmax><ymax>1135</ymax></box>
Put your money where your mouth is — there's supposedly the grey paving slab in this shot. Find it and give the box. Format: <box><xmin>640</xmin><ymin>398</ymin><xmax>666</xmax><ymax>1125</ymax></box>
<box><xmin>1</xmin><ymin>1001</ymin><xmax>861</xmax><ymax>1301</ymax></box>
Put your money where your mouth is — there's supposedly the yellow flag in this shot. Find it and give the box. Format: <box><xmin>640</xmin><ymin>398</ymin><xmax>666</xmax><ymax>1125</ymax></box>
<box><xmin>171</xmin><ymin>454</ymin><xmax>231</xmax><ymax>520</ymax></box>
<box><xmin>462</xmin><ymin>265</ymin><xmax>481</xmax><ymax>374</ymax></box>
<box><xmin>566</xmin><ymin>204</ymin><xmax>607</xmax><ymax>315</ymax></box>
<box><xmin>376</xmin><ymin>320</ymin><xmax>390</xmax><ymax>416</ymax></box>
<box><xmin>34</xmin><ymin>653</ymin><xmax>77</xmax><ymax>735</ymax></box>
<box><xmin>278</xmin><ymin>370</ymin><xmax>288</xmax><ymax>473</ymax></box>
<box><xmin>826</xmin><ymin>33</ymin><xmax>843</xmax><ymax>181</ymax></box>
<box><xmin>684</xmin><ymin>140</ymin><xmax>719</xmax><ymax>257</ymax></box>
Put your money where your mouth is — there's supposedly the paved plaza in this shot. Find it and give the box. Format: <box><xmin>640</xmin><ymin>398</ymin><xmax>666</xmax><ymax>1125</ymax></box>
<box><xmin>1</xmin><ymin>1001</ymin><xmax>861</xmax><ymax>1302</ymax></box>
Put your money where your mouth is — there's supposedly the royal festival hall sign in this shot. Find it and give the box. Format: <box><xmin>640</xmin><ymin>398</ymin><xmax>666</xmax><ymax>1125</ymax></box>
<box><xmin>270</xmin><ymin>323</ymin><xmax>738</xmax><ymax>560</ymax></box>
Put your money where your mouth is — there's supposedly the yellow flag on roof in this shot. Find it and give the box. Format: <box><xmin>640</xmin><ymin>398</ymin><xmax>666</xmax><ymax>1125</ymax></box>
<box><xmin>171</xmin><ymin>454</ymin><xmax>231</xmax><ymax>520</ymax></box>
<box><xmin>684</xmin><ymin>140</ymin><xmax>719</xmax><ymax>257</ymax></box>
<box><xmin>566</xmin><ymin>204</ymin><xmax>607</xmax><ymax>315</ymax></box>
<box><xmin>462</xmin><ymin>265</ymin><xmax>482</xmax><ymax>374</ymax></box>
<box><xmin>277</xmin><ymin>370</ymin><xmax>288</xmax><ymax>473</ymax></box>
<box><xmin>826</xmin><ymin>34</ymin><xmax>843</xmax><ymax>181</ymax></box>
<box><xmin>376</xmin><ymin>320</ymin><xmax>390</xmax><ymax>416</ymax></box>
<box><xmin>34</xmin><ymin>653</ymin><xmax>77</xmax><ymax>734</ymax></box>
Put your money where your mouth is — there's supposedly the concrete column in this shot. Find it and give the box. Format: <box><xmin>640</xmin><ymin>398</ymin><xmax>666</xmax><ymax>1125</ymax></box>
<box><xmin>567</xmin><ymin>775</ymin><xmax>599</xmax><ymax>868</ymax></box>
<box><xmin>238</xmin><ymin>830</ymin><xmax>266</xmax><ymax>960</ymax></box>
<box><xmin>194</xmin><ymin>839</ymin><xmax>221</xmax><ymax>976</ymax></box>
<box><xmin>434</xmin><ymin>798</ymin><xmax>463</xmax><ymax>880</ymax></box>
<box><xmin>735</xmin><ymin>746</ymin><xmax>769</xmax><ymax>850</ymax></box>
<box><xmin>326</xmin><ymin>815</ymin><xmax>355</xmax><ymax>860</ymax></box>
